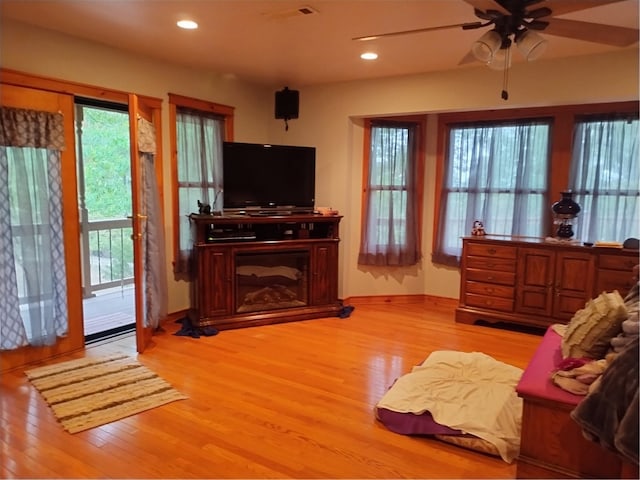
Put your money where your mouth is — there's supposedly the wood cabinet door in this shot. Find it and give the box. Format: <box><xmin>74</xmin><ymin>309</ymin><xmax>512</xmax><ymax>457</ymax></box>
<box><xmin>311</xmin><ymin>243</ymin><xmax>338</xmax><ymax>305</ymax></box>
<box><xmin>553</xmin><ymin>251</ymin><xmax>594</xmax><ymax>320</ymax></box>
<box><xmin>516</xmin><ymin>247</ymin><xmax>555</xmax><ymax>317</ymax></box>
<box><xmin>198</xmin><ymin>246</ymin><xmax>232</xmax><ymax>317</ymax></box>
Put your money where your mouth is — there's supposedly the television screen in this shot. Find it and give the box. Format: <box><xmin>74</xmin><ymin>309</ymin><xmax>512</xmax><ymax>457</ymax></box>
<box><xmin>223</xmin><ymin>142</ymin><xmax>316</xmax><ymax>212</ymax></box>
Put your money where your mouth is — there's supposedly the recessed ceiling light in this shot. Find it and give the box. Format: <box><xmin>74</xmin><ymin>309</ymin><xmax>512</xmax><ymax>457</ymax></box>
<box><xmin>360</xmin><ymin>52</ymin><xmax>378</xmax><ymax>60</ymax></box>
<box><xmin>177</xmin><ymin>19</ymin><xmax>198</xmax><ymax>29</ymax></box>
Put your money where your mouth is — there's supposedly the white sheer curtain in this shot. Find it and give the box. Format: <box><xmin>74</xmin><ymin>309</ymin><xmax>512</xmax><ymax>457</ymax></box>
<box><xmin>569</xmin><ymin>115</ymin><xmax>640</xmax><ymax>244</ymax></box>
<box><xmin>358</xmin><ymin>122</ymin><xmax>421</xmax><ymax>266</ymax></box>
<box><xmin>137</xmin><ymin>117</ymin><xmax>168</xmax><ymax>329</ymax></box>
<box><xmin>0</xmin><ymin>107</ymin><xmax>68</xmax><ymax>349</ymax></box>
<box><xmin>434</xmin><ymin>121</ymin><xmax>550</xmax><ymax>266</ymax></box>
<box><xmin>175</xmin><ymin>109</ymin><xmax>224</xmax><ymax>274</ymax></box>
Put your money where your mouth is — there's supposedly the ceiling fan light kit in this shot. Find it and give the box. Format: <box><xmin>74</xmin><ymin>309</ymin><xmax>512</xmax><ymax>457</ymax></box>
<box><xmin>352</xmin><ymin>0</ymin><xmax>638</xmax><ymax>100</ymax></box>
<box><xmin>487</xmin><ymin>46</ymin><xmax>512</xmax><ymax>71</ymax></box>
<box><xmin>516</xmin><ymin>29</ymin><xmax>548</xmax><ymax>61</ymax></box>
<box><xmin>471</xmin><ymin>30</ymin><xmax>502</xmax><ymax>63</ymax></box>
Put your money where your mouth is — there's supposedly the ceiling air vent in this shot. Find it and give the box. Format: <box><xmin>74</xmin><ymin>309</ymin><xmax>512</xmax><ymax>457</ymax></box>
<box><xmin>263</xmin><ymin>5</ymin><xmax>319</xmax><ymax>20</ymax></box>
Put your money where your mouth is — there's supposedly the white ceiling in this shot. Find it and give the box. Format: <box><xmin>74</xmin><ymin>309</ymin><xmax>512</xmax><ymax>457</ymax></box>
<box><xmin>2</xmin><ymin>0</ymin><xmax>638</xmax><ymax>88</ymax></box>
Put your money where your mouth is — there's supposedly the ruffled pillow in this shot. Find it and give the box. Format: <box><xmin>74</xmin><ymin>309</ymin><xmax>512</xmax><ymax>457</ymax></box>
<box><xmin>562</xmin><ymin>290</ymin><xmax>627</xmax><ymax>359</ymax></box>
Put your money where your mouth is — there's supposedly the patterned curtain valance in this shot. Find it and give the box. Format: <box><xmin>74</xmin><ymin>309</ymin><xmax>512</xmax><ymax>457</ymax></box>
<box><xmin>0</xmin><ymin>107</ymin><xmax>65</xmax><ymax>150</ymax></box>
<box><xmin>137</xmin><ymin>116</ymin><xmax>156</xmax><ymax>154</ymax></box>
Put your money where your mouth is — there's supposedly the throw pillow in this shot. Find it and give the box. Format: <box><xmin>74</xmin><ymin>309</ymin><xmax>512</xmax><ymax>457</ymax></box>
<box><xmin>561</xmin><ymin>290</ymin><xmax>628</xmax><ymax>359</ymax></box>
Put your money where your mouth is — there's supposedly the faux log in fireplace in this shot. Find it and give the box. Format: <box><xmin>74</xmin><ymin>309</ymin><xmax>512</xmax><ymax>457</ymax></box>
<box><xmin>235</xmin><ymin>250</ymin><xmax>309</xmax><ymax>314</ymax></box>
<box><xmin>189</xmin><ymin>213</ymin><xmax>342</xmax><ymax>330</ymax></box>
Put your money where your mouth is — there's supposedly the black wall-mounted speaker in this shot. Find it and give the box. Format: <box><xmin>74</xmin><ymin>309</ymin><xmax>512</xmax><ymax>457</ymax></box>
<box><xmin>275</xmin><ymin>87</ymin><xmax>299</xmax><ymax>120</ymax></box>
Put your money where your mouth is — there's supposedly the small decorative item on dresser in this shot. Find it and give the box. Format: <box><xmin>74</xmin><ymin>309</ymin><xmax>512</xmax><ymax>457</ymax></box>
<box><xmin>552</xmin><ymin>190</ymin><xmax>581</xmax><ymax>239</ymax></box>
<box><xmin>471</xmin><ymin>220</ymin><xmax>486</xmax><ymax>236</ymax></box>
<box><xmin>316</xmin><ymin>206</ymin><xmax>339</xmax><ymax>216</ymax></box>
<box><xmin>197</xmin><ymin>200</ymin><xmax>211</xmax><ymax>215</ymax></box>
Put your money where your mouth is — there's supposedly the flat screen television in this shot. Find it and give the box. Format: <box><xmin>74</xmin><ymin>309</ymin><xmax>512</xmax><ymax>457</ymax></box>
<box><xmin>223</xmin><ymin>142</ymin><xmax>316</xmax><ymax>213</ymax></box>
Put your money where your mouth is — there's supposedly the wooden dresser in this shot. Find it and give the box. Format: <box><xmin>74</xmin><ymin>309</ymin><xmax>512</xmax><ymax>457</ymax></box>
<box><xmin>456</xmin><ymin>236</ymin><xmax>638</xmax><ymax>328</ymax></box>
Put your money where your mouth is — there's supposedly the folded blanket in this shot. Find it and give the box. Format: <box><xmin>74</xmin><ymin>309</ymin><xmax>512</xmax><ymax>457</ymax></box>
<box><xmin>551</xmin><ymin>359</ymin><xmax>607</xmax><ymax>395</ymax></box>
<box><xmin>611</xmin><ymin>282</ymin><xmax>639</xmax><ymax>353</ymax></box>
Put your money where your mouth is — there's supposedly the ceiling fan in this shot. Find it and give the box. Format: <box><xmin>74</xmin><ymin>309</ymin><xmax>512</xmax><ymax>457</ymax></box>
<box><xmin>353</xmin><ymin>0</ymin><xmax>639</xmax><ymax>100</ymax></box>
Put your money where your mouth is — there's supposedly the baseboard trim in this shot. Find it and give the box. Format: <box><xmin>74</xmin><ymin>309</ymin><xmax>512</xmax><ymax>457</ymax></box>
<box><xmin>342</xmin><ymin>294</ymin><xmax>457</xmax><ymax>308</ymax></box>
<box><xmin>163</xmin><ymin>309</ymin><xmax>189</xmax><ymax>325</ymax></box>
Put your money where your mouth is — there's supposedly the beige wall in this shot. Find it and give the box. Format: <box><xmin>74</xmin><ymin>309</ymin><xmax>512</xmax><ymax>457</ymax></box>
<box><xmin>3</xmin><ymin>19</ymin><xmax>638</xmax><ymax>313</ymax></box>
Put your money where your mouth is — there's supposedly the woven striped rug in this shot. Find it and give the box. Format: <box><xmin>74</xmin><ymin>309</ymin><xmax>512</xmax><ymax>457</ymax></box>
<box><xmin>25</xmin><ymin>354</ymin><xmax>187</xmax><ymax>433</ymax></box>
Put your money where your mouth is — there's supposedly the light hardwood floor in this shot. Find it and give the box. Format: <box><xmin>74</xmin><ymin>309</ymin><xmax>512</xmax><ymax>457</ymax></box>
<box><xmin>1</xmin><ymin>299</ymin><xmax>545</xmax><ymax>479</ymax></box>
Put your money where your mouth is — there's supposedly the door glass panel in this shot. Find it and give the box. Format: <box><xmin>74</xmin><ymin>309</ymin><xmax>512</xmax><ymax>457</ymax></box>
<box><xmin>75</xmin><ymin>100</ymin><xmax>135</xmax><ymax>341</ymax></box>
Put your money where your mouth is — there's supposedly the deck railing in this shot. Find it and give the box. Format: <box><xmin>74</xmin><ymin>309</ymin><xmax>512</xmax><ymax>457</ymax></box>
<box><xmin>82</xmin><ymin>218</ymin><xmax>134</xmax><ymax>298</ymax></box>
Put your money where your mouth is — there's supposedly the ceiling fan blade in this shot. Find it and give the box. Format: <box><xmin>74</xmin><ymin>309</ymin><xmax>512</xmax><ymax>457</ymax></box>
<box><xmin>526</xmin><ymin>7</ymin><xmax>552</xmax><ymax>19</ymax></box>
<box><xmin>458</xmin><ymin>50</ymin><xmax>481</xmax><ymax>65</ymax></box>
<box><xmin>537</xmin><ymin>0</ymin><xmax>629</xmax><ymax>18</ymax></box>
<box><xmin>543</xmin><ymin>18</ymin><xmax>639</xmax><ymax>46</ymax></box>
<box><xmin>352</xmin><ymin>22</ymin><xmax>482</xmax><ymax>41</ymax></box>
<box><xmin>463</xmin><ymin>0</ymin><xmax>510</xmax><ymax>16</ymax></box>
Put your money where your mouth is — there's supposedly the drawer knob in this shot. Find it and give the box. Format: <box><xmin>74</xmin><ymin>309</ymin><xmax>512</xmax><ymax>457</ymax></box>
<box><xmin>488</xmin><ymin>248</ymin><xmax>497</xmax><ymax>255</ymax></box>
<box><xmin>487</xmin><ymin>276</ymin><xmax>494</xmax><ymax>280</ymax></box>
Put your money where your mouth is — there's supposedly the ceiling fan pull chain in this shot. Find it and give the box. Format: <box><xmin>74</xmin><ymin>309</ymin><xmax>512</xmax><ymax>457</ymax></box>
<box><xmin>501</xmin><ymin>48</ymin><xmax>511</xmax><ymax>101</ymax></box>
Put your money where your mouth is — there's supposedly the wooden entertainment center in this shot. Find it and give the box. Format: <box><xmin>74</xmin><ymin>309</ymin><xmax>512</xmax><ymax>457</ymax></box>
<box><xmin>188</xmin><ymin>213</ymin><xmax>342</xmax><ymax>330</ymax></box>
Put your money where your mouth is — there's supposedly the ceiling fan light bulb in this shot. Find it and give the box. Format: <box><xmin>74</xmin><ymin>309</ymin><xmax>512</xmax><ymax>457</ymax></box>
<box><xmin>517</xmin><ymin>30</ymin><xmax>548</xmax><ymax>61</ymax></box>
<box><xmin>471</xmin><ymin>30</ymin><xmax>502</xmax><ymax>63</ymax></box>
<box><xmin>488</xmin><ymin>48</ymin><xmax>512</xmax><ymax>71</ymax></box>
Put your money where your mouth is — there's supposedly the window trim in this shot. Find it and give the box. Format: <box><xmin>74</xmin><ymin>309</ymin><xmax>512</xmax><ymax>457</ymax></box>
<box><xmin>432</xmin><ymin>101</ymin><xmax>639</xmax><ymax>263</ymax></box>
<box><xmin>168</xmin><ymin>93</ymin><xmax>235</xmax><ymax>270</ymax></box>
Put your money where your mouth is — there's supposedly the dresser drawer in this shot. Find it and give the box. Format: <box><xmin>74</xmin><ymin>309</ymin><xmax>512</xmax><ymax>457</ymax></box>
<box><xmin>466</xmin><ymin>243</ymin><xmax>517</xmax><ymax>259</ymax></box>
<box><xmin>465</xmin><ymin>293</ymin><xmax>514</xmax><ymax>312</ymax></box>
<box><xmin>466</xmin><ymin>255</ymin><xmax>516</xmax><ymax>272</ymax></box>
<box><xmin>465</xmin><ymin>281</ymin><xmax>514</xmax><ymax>299</ymax></box>
<box><xmin>598</xmin><ymin>254</ymin><xmax>638</xmax><ymax>271</ymax></box>
<box><xmin>466</xmin><ymin>268</ymin><xmax>515</xmax><ymax>286</ymax></box>
<box><xmin>596</xmin><ymin>269</ymin><xmax>635</xmax><ymax>297</ymax></box>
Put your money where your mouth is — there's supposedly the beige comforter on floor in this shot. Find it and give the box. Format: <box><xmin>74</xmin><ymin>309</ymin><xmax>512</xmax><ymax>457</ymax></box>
<box><xmin>376</xmin><ymin>350</ymin><xmax>523</xmax><ymax>463</ymax></box>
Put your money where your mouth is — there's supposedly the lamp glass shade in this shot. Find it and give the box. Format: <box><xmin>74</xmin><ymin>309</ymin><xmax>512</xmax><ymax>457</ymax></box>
<box><xmin>471</xmin><ymin>30</ymin><xmax>502</xmax><ymax>63</ymax></box>
<box><xmin>488</xmin><ymin>47</ymin><xmax>512</xmax><ymax>70</ymax></box>
<box><xmin>551</xmin><ymin>191</ymin><xmax>581</xmax><ymax>239</ymax></box>
<box><xmin>552</xmin><ymin>190</ymin><xmax>581</xmax><ymax>217</ymax></box>
<box><xmin>517</xmin><ymin>30</ymin><xmax>548</xmax><ymax>61</ymax></box>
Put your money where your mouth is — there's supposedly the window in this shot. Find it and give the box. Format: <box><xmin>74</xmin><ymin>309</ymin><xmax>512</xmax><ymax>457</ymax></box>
<box><xmin>570</xmin><ymin>114</ymin><xmax>640</xmax><ymax>243</ymax></box>
<box><xmin>433</xmin><ymin>102</ymin><xmax>639</xmax><ymax>266</ymax></box>
<box><xmin>359</xmin><ymin>119</ymin><xmax>424</xmax><ymax>266</ymax></box>
<box><xmin>434</xmin><ymin>120</ymin><xmax>551</xmax><ymax>265</ymax></box>
<box><xmin>169</xmin><ymin>94</ymin><xmax>234</xmax><ymax>274</ymax></box>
